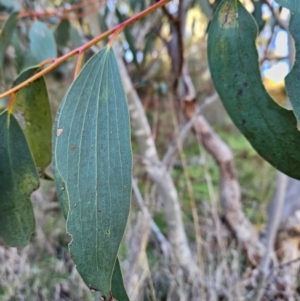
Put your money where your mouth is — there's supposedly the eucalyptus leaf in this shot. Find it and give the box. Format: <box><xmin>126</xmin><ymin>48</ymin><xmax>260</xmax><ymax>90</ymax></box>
<box><xmin>29</xmin><ymin>20</ymin><xmax>57</xmax><ymax>63</ymax></box>
<box><xmin>53</xmin><ymin>147</ymin><xmax>130</xmax><ymax>301</ymax></box>
<box><xmin>207</xmin><ymin>0</ymin><xmax>300</xmax><ymax>179</ymax></box>
<box><xmin>0</xmin><ymin>12</ymin><xmax>19</xmax><ymax>67</ymax></box>
<box><xmin>70</xmin><ymin>25</ymin><xmax>83</xmax><ymax>48</ymax></box>
<box><xmin>12</xmin><ymin>67</ymin><xmax>52</xmax><ymax>171</ymax></box>
<box><xmin>0</xmin><ymin>110</ymin><xmax>39</xmax><ymax>247</ymax></box>
<box><xmin>252</xmin><ymin>0</ymin><xmax>265</xmax><ymax>32</ymax></box>
<box><xmin>54</xmin><ymin>19</ymin><xmax>71</xmax><ymax>47</ymax></box>
<box><xmin>111</xmin><ymin>258</ymin><xmax>130</xmax><ymax>301</ymax></box>
<box><xmin>53</xmin><ymin>46</ymin><xmax>132</xmax><ymax>298</ymax></box>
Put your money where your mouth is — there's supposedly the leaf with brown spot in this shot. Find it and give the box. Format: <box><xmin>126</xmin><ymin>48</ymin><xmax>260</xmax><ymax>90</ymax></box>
<box><xmin>11</xmin><ymin>67</ymin><xmax>52</xmax><ymax>171</ymax></box>
<box><xmin>0</xmin><ymin>110</ymin><xmax>39</xmax><ymax>247</ymax></box>
<box><xmin>53</xmin><ymin>46</ymin><xmax>132</xmax><ymax>299</ymax></box>
<box><xmin>208</xmin><ymin>0</ymin><xmax>300</xmax><ymax>179</ymax></box>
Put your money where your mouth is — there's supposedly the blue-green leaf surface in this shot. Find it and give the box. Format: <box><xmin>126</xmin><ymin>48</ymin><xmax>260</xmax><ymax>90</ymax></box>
<box><xmin>29</xmin><ymin>20</ymin><xmax>57</xmax><ymax>63</ymax></box>
<box><xmin>0</xmin><ymin>111</ymin><xmax>39</xmax><ymax>246</ymax></box>
<box><xmin>208</xmin><ymin>0</ymin><xmax>300</xmax><ymax>179</ymax></box>
<box><xmin>53</xmin><ymin>46</ymin><xmax>132</xmax><ymax>299</ymax></box>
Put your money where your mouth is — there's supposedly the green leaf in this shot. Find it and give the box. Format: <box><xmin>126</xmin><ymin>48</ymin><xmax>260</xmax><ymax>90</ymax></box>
<box><xmin>53</xmin><ymin>46</ymin><xmax>132</xmax><ymax>298</ymax></box>
<box><xmin>0</xmin><ymin>110</ymin><xmax>39</xmax><ymax>247</ymax></box>
<box><xmin>70</xmin><ymin>25</ymin><xmax>83</xmax><ymax>48</ymax></box>
<box><xmin>54</xmin><ymin>19</ymin><xmax>71</xmax><ymax>47</ymax></box>
<box><xmin>11</xmin><ymin>67</ymin><xmax>52</xmax><ymax>171</ymax></box>
<box><xmin>197</xmin><ymin>0</ymin><xmax>213</xmax><ymax>17</ymax></box>
<box><xmin>274</xmin><ymin>0</ymin><xmax>299</xmax><ymax>12</ymax></box>
<box><xmin>207</xmin><ymin>0</ymin><xmax>300</xmax><ymax>180</ymax></box>
<box><xmin>0</xmin><ymin>12</ymin><xmax>19</xmax><ymax>67</ymax></box>
<box><xmin>112</xmin><ymin>258</ymin><xmax>130</xmax><ymax>301</ymax></box>
<box><xmin>282</xmin><ymin>12</ymin><xmax>300</xmax><ymax>125</ymax></box>
<box><xmin>29</xmin><ymin>20</ymin><xmax>57</xmax><ymax>63</ymax></box>
<box><xmin>252</xmin><ymin>0</ymin><xmax>265</xmax><ymax>32</ymax></box>
<box><xmin>53</xmin><ymin>150</ymin><xmax>130</xmax><ymax>300</ymax></box>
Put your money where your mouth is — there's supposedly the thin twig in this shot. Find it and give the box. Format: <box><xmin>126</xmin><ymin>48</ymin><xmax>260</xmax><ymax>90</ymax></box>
<box><xmin>261</xmin><ymin>0</ymin><xmax>288</xmax><ymax>31</ymax></box>
<box><xmin>132</xmin><ymin>179</ymin><xmax>172</xmax><ymax>259</ymax></box>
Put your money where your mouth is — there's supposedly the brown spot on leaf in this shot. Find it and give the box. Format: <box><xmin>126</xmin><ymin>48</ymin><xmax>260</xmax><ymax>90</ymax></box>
<box><xmin>219</xmin><ymin>2</ymin><xmax>237</xmax><ymax>28</ymax></box>
<box><xmin>71</xmin><ymin>144</ymin><xmax>77</xmax><ymax>152</ymax></box>
<box><xmin>237</xmin><ymin>89</ymin><xmax>243</xmax><ymax>96</ymax></box>
<box><xmin>243</xmin><ymin>82</ymin><xmax>248</xmax><ymax>87</ymax></box>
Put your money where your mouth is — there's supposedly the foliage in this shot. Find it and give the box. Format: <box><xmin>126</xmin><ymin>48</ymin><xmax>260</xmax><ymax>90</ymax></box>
<box><xmin>0</xmin><ymin>0</ymin><xmax>300</xmax><ymax>300</ymax></box>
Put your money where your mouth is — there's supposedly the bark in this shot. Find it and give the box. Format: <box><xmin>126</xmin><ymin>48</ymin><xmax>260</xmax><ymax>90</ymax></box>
<box><xmin>192</xmin><ymin>114</ymin><xmax>264</xmax><ymax>265</ymax></box>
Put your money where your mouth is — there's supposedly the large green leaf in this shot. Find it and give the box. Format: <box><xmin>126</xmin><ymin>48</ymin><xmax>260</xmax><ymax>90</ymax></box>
<box><xmin>29</xmin><ymin>20</ymin><xmax>57</xmax><ymax>63</ymax></box>
<box><xmin>274</xmin><ymin>0</ymin><xmax>299</xmax><ymax>12</ymax></box>
<box><xmin>53</xmin><ymin>154</ymin><xmax>130</xmax><ymax>301</ymax></box>
<box><xmin>0</xmin><ymin>110</ymin><xmax>39</xmax><ymax>247</ymax></box>
<box><xmin>0</xmin><ymin>12</ymin><xmax>19</xmax><ymax>67</ymax></box>
<box><xmin>53</xmin><ymin>46</ymin><xmax>132</xmax><ymax>299</ymax></box>
<box><xmin>11</xmin><ymin>67</ymin><xmax>52</xmax><ymax>171</ymax></box>
<box><xmin>208</xmin><ymin>0</ymin><xmax>300</xmax><ymax>179</ymax></box>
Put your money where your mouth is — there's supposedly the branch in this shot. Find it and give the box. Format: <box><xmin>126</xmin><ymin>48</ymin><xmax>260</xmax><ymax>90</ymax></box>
<box><xmin>261</xmin><ymin>0</ymin><xmax>288</xmax><ymax>31</ymax></box>
<box><xmin>162</xmin><ymin>92</ymin><xmax>218</xmax><ymax>166</ymax></box>
<box><xmin>132</xmin><ymin>178</ymin><xmax>172</xmax><ymax>259</ymax></box>
<box><xmin>0</xmin><ymin>0</ymin><xmax>105</xmax><ymax>21</ymax></box>
<box><xmin>0</xmin><ymin>0</ymin><xmax>171</xmax><ymax>101</ymax></box>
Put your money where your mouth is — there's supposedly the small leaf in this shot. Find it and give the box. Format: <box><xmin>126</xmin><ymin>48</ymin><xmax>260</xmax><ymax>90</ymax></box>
<box><xmin>53</xmin><ymin>46</ymin><xmax>132</xmax><ymax>298</ymax></box>
<box><xmin>70</xmin><ymin>25</ymin><xmax>83</xmax><ymax>48</ymax></box>
<box><xmin>11</xmin><ymin>67</ymin><xmax>52</xmax><ymax>171</ymax></box>
<box><xmin>0</xmin><ymin>110</ymin><xmax>39</xmax><ymax>247</ymax></box>
<box><xmin>112</xmin><ymin>258</ymin><xmax>130</xmax><ymax>301</ymax></box>
<box><xmin>207</xmin><ymin>0</ymin><xmax>300</xmax><ymax>179</ymax></box>
<box><xmin>54</xmin><ymin>19</ymin><xmax>71</xmax><ymax>47</ymax></box>
<box><xmin>252</xmin><ymin>0</ymin><xmax>265</xmax><ymax>32</ymax></box>
<box><xmin>197</xmin><ymin>0</ymin><xmax>213</xmax><ymax>17</ymax></box>
<box><xmin>0</xmin><ymin>12</ymin><xmax>19</xmax><ymax>67</ymax></box>
<box><xmin>274</xmin><ymin>0</ymin><xmax>299</xmax><ymax>12</ymax></box>
<box><xmin>29</xmin><ymin>20</ymin><xmax>57</xmax><ymax>63</ymax></box>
